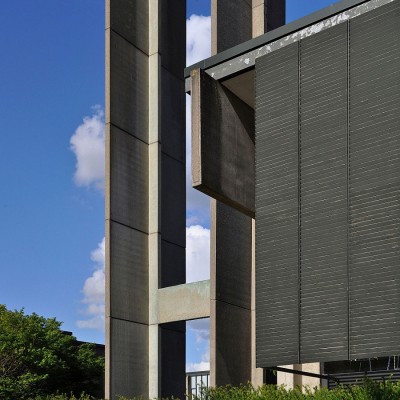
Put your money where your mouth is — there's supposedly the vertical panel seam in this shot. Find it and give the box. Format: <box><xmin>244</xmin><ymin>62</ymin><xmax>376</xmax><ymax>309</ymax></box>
<box><xmin>347</xmin><ymin>19</ymin><xmax>351</xmax><ymax>361</ymax></box>
<box><xmin>298</xmin><ymin>40</ymin><xmax>302</xmax><ymax>365</ymax></box>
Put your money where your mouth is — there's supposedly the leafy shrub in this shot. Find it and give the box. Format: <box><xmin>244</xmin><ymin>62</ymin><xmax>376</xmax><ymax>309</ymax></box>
<box><xmin>0</xmin><ymin>305</ymin><xmax>104</xmax><ymax>400</ymax></box>
<box><xmin>190</xmin><ymin>379</ymin><xmax>400</xmax><ymax>400</ymax></box>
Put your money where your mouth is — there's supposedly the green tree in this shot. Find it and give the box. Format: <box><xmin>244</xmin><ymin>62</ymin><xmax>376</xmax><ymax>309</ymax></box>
<box><xmin>0</xmin><ymin>304</ymin><xmax>104</xmax><ymax>399</ymax></box>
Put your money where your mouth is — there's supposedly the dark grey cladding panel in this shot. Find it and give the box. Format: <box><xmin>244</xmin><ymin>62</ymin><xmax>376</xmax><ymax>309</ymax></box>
<box><xmin>255</xmin><ymin>0</ymin><xmax>400</xmax><ymax>368</ymax></box>
<box><xmin>349</xmin><ymin>0</ymin><xmax>400</xmax><ymax>360</ymax></box>
<box><xmin>110</xmin><ymin>221</ymin><xmax>149</xmax><ymax>324</ymax></box>
<box><xmin>214</xmin><ymin>0</ymin><xmax>252</xmax><ymax>53</ymax></box>
<box><xmin>160</xmin><ymin>239</ymin><xmax>185</xmax><ymax>288</ymax></box>
<box><xmin>255</xmin><ymin>42</ymin><xmax>300</xmax><ymax>367</ymax></box>
<box><xmin>109</xmin><ymin>30</ymin><xmax>149</xmax><ymax>142</ymax></box>
<box><xmin>109</xmin><ymin>319</ymin><xmax>149</xmax><ymax>398</ymax></box>
<box><xmin>299</xmin><ymin>23</ymin><xmax>349</xmax><ymax>363</ymax></box>
<box><xmin>161</xmin><ymin>68</ymin><xmax>186</xmax><ymax>163</ymax></box>
<box><xmin>109</xmin><ymin>125</ymin><xmax>149</xmax><ymax>233</ymax></box>
<box><xmin>214</xmin><ymin>202</ymin><xmax>252</xmax><ymax>310</ymax></box>
<box><xmin>160</xmin><ymin>322</ymin><xmax>186</xmax><ymax>399</ymax></box>
<box><xmin>108</xmin><ymin>0</ymin><xmax>149</xmax><ymax>54</ymax></box>
<box><xmin>161</xmin><ymin>153</ymin><xmax>186</xmax><ymax>248</ymax></box>
<box><xmin>159</xmin><ymin>0</ymin><xmax>186</xmax><ymax>80</ymax></box>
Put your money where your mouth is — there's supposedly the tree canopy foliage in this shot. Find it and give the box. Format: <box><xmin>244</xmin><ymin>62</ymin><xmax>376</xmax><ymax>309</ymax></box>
<box><xmin>0</xmin><ymin>304</ymin><xmax>104</xmax><ymax>399</ymax></box>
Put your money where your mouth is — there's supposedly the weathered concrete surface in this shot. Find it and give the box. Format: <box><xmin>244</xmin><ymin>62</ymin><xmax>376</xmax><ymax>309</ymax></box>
<box><xmin>157</xmin><ymin>281</ymin><xmax>210</xmax><ymax>324</ymax></box>
<box><xmin>106</xmin><ymin>0</ymin><xmax>149</xmax><ymax>54</ymax></box>
<box><xmin>211</xmin><ymin>203</ymin><xmax>252</xmax><ymax>309</ymax></box>
<box><xmin>161</xmin><ymin>153</ymin><xmax>186</xmax><ymax>247</ymax></box>
<box><xmin>212</xmin><ymin>0</ymin><xmax>252</xmax><ymax>54</ymax></box>
<box><xmin>160</xmin><ymin>322</ymin><xmax>186</xmax><ymax>399</ymax></box>
<box><xmin>277</xmin><ymin>365</ymin><xmax>302</xmax><ymax>389</ymax></box>
<box><xmin>108</xmin><ymin>30</ymin><xmax>149</xmax><ymax>142</ymax></box>
<box><xmin>191</xmin><ymin>69</ymin><xmax>255</xmax><ymax>217</ymax></box>
<box><xmin>253</xmin><ymin>0</ymin><xmax>285</xmax><ymax>38</ymax></box>
<box><xmin>210</xmin><ymin>201</ymin><xmax>252</xmax><ymax>386</ymax></box>
<box><xmin>160</xmin><ymin>240</ymin><xmax>185</xmax><ymax>288</ymax></box>
<box><xmin>107</xmin><ymin>318</ymin><xmax>149</xmax><ymax>398</ymax></box>
<box><xmin>210</xmin><ymin>299</ymin><xmax>252</xmax><ymax>386</ymax></box>
<box><xmin>161</xmin><ymin>68</ymin><xmax>186</xmax><ymax>162</ymax></box>
<box><xmin>300</xmin><ymin>363</ymin><xmax>321</xmax><ymax>389</ymax></box>
<box><xmin>108</xmin><ymin>220</ymin><xmax>149</xmax><ymax>324</ymax></box>
<box><xmin>276</xmin><ymin>364</ymin><xmax>320</xmax><ymax>390</ymax></box>
<box><xmin>108</xmin><ymin>124</ymin><xmax>149</xmax><ymax>233</ymax></box>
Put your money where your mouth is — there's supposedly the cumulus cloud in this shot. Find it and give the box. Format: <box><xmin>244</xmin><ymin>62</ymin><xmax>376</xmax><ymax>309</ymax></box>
<box><xmin>187</xmin><ymin>318</ymin><xmax>210</xmax><ymax>372</ymax></box>
<box><xmin>70</xmin><ymin>106</ymin><xmax>105</xmax><ymax>190</ymax></box>
<box><xmin>186</xmin><ymin>225</ymin><xmax>210</xmax><ymax>283</ymax></box>
<box><xmin>186</xmin><ymin>15</ymin><xmax>212</xmax><ymax>227</ymax></box>
<box><xmin>188</xmin><ymin>318</ymin><xmax>210</xmax><ymax>342</ymax></box>
<box><xmin>76</xmin><ymin>237</ymin><xmax>105</xmax><ymax>331</ymax></box>
<box><xmin>187</xmin><ymin>15</ymin><xmax>211</xmax><ymax>67</ymax></box>
<box><xmin>186</xmin><ymin>357</ymin><xmax>210</xmax><ymax>373</ymax></box>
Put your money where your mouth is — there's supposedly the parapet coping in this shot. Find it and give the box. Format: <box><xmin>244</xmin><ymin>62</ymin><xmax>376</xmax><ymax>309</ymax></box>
<box><xmin>184</xmin><ymin>0</ymin><xmax>395</xmax><ymax>84</ymax></box>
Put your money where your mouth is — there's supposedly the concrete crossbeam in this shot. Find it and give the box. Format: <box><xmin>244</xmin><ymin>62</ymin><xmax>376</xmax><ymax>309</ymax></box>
<box><xmin>157</xmin><ymin>281</ymin><xmax>211</xmax><ymax>324</ymax></box>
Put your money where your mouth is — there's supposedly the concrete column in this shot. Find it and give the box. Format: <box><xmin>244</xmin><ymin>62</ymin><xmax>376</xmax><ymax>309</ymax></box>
<box><xmin>211</xmin><ymin>0</ymin><xmax>252</xmax><ymax>55</ymax></box>
<box><xmin>252</xmin><ymin>0</ymin><xmax>286</xmax><ymax>37</ymax></box>
<box><xmin>277</xmin><ymin>364</ymin><xmax>320</xmax><ymax>390</ymax></box>
<box><xmin>210</xmin><ymin>0</ymin><xmax>285</xmax><ymax>388</ymax></box>
<box><xmin>106</xmin><ymin>0</ymin><xmax>186</xmax><ymax>399</ymax></box>
<box><xmin>105</xmin><ymin>1</ymin><xmax>150</xmax><ymax>397</ymax></box>
<box><xmin>210</xmin><ymin>0</ymin><xmax>253</xmax><ymax>387</ymax></box>
<box><xmin>251</xmin><ymin>219</ymin><xmax>263</xmax><ymax>386</ymax></box>
<box><xmin>210</xmin><ymin>201</ymin><xmax>253</xmax><ymax>386</ymax></box>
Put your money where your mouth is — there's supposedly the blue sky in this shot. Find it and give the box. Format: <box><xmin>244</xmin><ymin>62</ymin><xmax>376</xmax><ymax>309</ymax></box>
<box><xmin>0</xmin><ymin>0</ymin><xmax>340</xmax><ymax>370</ymax></box>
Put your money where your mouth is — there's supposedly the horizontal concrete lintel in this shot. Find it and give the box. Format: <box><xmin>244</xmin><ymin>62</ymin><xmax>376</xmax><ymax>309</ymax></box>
<box><xmin>157</xmin><ymin>280</ymin><xmax>210</xmax><ymax>324</ymax></box>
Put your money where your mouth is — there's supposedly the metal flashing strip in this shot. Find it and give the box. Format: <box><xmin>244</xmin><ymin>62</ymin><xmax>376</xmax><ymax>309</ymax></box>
<box><xmin>184</xmin><ymin>0</ymin><xmax>396</xmax><ymax>84</ymax></box>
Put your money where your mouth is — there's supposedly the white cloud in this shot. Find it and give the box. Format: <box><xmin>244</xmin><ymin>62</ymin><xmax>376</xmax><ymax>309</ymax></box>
<box><xmin>186</xmin><ymin>360</ymin><xmax>210</xmax><ymax>373</ymax></box>
<box><xmin>187</xmin><ymin>15</ymin><xmax>211</xmax><ymax>67</ymax></box>
<box><xmin>187</xmin><ymin>319</ymin><xmax>210</xmax><ymax>372</ymax></box>
<box><xmin>70</xmin><ymin>106</ymin><xmax>105</xmax><ymax>190</ymax></box>
<box><xmin>187</xmin><ymin>318</ymin><xmax>210</xmax><ymax>342</ymax></box>
<box><xmin>186</xmin><ymin>15</ymin><xmax>212</xmax><ymax>227</ymax></box>
<box><xmin>186</xmin><ymin>225</ymin><xmax>210</xmax><ymax>283</ymax></box>
<box><xmin>77</xmin><ymin>237</ymin><xmax>105</xmax><ymax>331</ymax></box>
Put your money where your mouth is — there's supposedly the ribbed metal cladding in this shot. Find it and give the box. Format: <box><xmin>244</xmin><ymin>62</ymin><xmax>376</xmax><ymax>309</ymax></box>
<box><xmin>299</xmin><ymin>24</ymin><xmax>349</xmax><ymax>363</ymax></box>
<box><xmin>349</xmin><ymin>0</ymin><xmax>400</xmax><ymax>359</ymax></box>
<box><xmin>255</xmin><ymin>43</ymin><xmax>300</xmax><ymax>367</ymax></box>
<box><xmin>255</xmin><ymin>0</ymin><xmax>400</xmax><ymax>367</ymax></box>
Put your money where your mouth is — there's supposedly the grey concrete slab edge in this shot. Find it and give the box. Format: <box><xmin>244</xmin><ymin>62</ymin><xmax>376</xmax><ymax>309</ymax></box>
<box><xmin>184</xmin><ymin>0</ymin><xmax>395</xmax><ymax>83</ymax></box>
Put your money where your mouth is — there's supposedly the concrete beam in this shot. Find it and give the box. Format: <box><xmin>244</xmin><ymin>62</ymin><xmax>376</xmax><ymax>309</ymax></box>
<box><xmin>191</xmin><ymin>68</ymin><xmax>255</xmax><ymax>218</ymax></box>
<box><xmin>157</xmin><ymin>281</ymin><xmax>211</xmax><ymax>324</ymax></box>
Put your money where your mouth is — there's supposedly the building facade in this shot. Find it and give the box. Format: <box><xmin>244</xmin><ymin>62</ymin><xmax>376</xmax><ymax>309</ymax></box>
<box><xmin>106</xmin><ymin>0</ymin><xmax>400</xmax><ymax>398</ymax></box>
